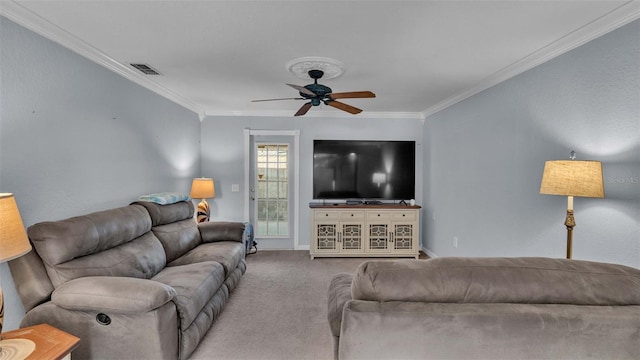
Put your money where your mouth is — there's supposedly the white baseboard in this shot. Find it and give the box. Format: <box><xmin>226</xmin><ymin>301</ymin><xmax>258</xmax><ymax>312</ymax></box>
<box><xmin>252</xmin><ymin>246</ymin><xmax>310</xmax><ymax>251</ymax></box>
<box><xmin>422</xmin><ymin>246</ymin><xmax>438</xmax><ymax>258</ymax></box>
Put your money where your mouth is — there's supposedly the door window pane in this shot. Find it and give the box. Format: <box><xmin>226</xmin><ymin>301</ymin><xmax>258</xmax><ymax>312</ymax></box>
<box><xmin>256</xmin><ymin>144</ymin><xmax>289</xmax><ymax>237</ymax></box>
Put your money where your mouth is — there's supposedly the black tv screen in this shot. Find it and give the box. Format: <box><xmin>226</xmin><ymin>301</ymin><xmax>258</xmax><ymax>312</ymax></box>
<box><xmin>313</xmin><ymin>140</ymin><xmax>416</xmax><ymax>200</ymax></box>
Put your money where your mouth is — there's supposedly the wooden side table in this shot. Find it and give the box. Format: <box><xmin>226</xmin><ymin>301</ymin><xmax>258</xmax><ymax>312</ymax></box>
<box><xmin>1</xmin><ymin>324</ymin><xmax>80</xmax><ymax>360</ymax></box>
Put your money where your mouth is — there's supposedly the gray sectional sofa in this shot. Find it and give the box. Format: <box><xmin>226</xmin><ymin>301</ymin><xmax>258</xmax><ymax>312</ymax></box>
<box><xmin>9</xmin><ymin>200</ymin><xmax>250</xmax><ymax>360</ymax></box>
<box><xmin>328</xmin><ymin>257</ymin><xmax>640</xmax><ymax>360</ymax></box>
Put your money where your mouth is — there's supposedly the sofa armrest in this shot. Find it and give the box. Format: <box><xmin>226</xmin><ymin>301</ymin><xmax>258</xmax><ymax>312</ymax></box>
<box><xmin>51</xmin><ymin>276</ymin><xmax>176</xmax><ymax>313</ymax></box>
<box><xmin>8</xmin><ymin>248</ymin><xmax>54</xmax><ymax>312</ymax></box>
<box><xmin>328</xmin><ymin>273</ymin><xmax>354</xmax><ymax>337</ymax></box>
<box><xmin>198</xmin><ymin>221</ymin><xmax>246</xmax><ymax>243</ymax></box>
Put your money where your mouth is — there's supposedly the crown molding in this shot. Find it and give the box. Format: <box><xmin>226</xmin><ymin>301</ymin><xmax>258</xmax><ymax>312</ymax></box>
<box><xmin>422</xmin><ymin>0</ymin><xmax>640</xmax><ymax>119</ymax></box>
<box><xmin>0</xmin><ymin>1</ymin><xmax>206</xmax><ymax>118</ymax></box>
<box><xmin>203</xmin><ymin>109</ymin><xmax>424</xmax><ymax>120</ymax></box>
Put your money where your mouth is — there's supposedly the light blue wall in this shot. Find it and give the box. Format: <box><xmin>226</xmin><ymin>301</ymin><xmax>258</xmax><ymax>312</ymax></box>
<box><xmin>0</xmin><ymin>18</ymin><xmax>201</xmax><ymax>329</ymax></box>
<box><xmin>200</xmin><ymin>116</ymin><xmax>425</xmax><ymax>248</ymax></box>
<box><xmin>423</xmin><ymin>20</ymin><xmax>639</xmax><ymax>267</ymax></box>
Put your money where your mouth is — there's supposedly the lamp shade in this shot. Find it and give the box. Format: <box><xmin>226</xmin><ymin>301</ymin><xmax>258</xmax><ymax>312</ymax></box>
<box><xmin>0</xmin><ymin>193</ymin><xmax>32</xmax><ymax>262</ymax></box>
<box><xmin>190</xmin><ymin>178</ymin><xmax>215</xmax><ymax>199</ymax></box>
<box><xmin>540</xmin><ymin>160</ymin><xmax>604</xmax><ymax>198</ymax></box>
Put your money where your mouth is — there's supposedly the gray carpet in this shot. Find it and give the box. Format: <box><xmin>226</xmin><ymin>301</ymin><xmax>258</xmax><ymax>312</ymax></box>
<box><xmin>187</xmin><ymin>250</ymin><xmax>373</xmax><ymax>360</ymax></box>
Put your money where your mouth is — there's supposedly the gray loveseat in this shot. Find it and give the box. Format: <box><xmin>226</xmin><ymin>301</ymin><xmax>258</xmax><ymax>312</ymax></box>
<box><xmin>328</xmin><ymin>257</ymin><xmax>640</xmax><ymax>360</ymax></box>
<box><xmin>10</xmin><ymin>200</ymin><xmax>250</xmax><ymax>360</ymax></box>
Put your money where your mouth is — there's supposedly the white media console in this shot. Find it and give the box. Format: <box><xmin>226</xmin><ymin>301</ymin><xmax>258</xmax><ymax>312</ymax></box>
<box><xmin>310</xmin><ymin>204</ymin><xmax>421</xmax><ymax>259</ymax></box>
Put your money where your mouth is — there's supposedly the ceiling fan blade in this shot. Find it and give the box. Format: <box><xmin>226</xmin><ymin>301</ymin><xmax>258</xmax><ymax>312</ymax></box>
<box><xmin>295</xmin><ymin>102</ymin><xmax>313</xmax><ymax>116</ymax></box>
<box><xmin>325</xmin><ymin>100</ymin><xmax>363</xmax><ymax>115</ymax></box>
<box><xmin>251</xmin><ymin>97</ymin><xmax>304</xmax><ymax>102</ymax></box>
<box><xmin>287</xmin><ymin>83</ymin><xmax>316</xmax><ymax>96</ymax></box>
<box><xmin>328</xmin><ymin>91</ymin><xmax>376</xmax><ymax>99</ymax></box>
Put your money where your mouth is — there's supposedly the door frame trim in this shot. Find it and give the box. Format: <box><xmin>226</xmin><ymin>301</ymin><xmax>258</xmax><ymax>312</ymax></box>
<box><xmin>243</xmin><ymin>128</ymin><xmax>302</xmax><ymax>249</ymax></box>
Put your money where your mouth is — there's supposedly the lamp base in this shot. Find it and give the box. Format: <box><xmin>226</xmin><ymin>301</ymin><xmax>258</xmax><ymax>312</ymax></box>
<box><xmin>564</xmin><ymin>209</ymin><xmax>575</xmax><ymax>259</ymax></box>
<box><xmin>0</xmin><ymin>287</ymin><xmax>3</xmax><ymax>334</ymax></box>
<box><xmin>0</xmin><ymin>289</ymin><xmax>34</xmax><ymax>359</ymax></box>
<box><xmin>0</xmin><ymin>339</ymin><xmax>36</xmax><ymax>360</ymax></box>
<box><xmin>196</xmin><ymin>199</ymin><xmax>210</xmax><ymax>223</ymax></box>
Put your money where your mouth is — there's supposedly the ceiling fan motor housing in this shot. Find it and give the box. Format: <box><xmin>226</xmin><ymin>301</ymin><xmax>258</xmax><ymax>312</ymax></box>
<box><xmin>302</xmin><ymin>84</ymin><xmax>332</xmax><ymax>102</ymax></box>
<box><xmin>301</xmin><ymin>69</ymin><xmax>332</xmax><ymax>105</ymax></box>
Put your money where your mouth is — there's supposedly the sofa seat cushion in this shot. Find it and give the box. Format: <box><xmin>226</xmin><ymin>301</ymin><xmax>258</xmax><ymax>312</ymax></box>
<box><xmin>168</xmin><ymin>241</ymin><xmax>245</xmax><ymax>277</ymax></box>
<box><xmin>152</xmin><ymin>261</ymin><xmax>225</xmax><ymax>330</ymax></box>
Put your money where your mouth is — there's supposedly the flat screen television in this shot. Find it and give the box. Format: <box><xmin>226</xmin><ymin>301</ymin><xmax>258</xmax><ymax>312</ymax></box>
<box><xmin>313</xmin><ymin>140</ymin><xmax>416</xmax><ymax>201</ymax></box>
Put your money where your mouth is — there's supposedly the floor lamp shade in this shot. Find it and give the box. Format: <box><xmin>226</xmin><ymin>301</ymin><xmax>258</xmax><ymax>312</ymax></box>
<box><xmin>540</xmin><ymin>160</ymin><xmax>604</xmax><ymax>198</ymax></box>
<box><xmin>539</xmin><ymin>160</ymin><xmax>604</xmax><ymax>259</ymax></box>
<box><xmin>190</xmin><ymin>178</ymin><xmax>215</xmax><ymax>223</ymax></box>
<box><xmin>0</xmin><ymin>193</ymin><xmax>33</xmax><ymax>338</ymax></box>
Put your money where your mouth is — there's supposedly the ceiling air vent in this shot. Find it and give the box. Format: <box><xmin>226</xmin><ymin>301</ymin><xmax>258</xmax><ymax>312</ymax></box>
<box><xmin>130</xmin><ymin>63</ymin><xmax>161</xmax><ymax>75</ymax></box>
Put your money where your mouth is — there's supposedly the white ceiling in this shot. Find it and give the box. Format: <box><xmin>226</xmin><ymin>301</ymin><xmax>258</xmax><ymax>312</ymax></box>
<box><xmin>2</xmin><ymin>1</ymin><xmax>639</xmax><ymax>119</ymax></box>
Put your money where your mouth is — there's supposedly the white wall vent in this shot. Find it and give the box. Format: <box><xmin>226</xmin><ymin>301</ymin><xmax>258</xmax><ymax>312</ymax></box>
<box><xmin>130</xmin><ymin>63</ymin><xmax>161</xmax><ymax>75</ymax></box>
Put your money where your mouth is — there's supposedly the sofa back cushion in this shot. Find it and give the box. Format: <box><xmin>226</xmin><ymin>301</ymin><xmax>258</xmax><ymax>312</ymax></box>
<box><xmin>351</xmin><ymin>257</ymin><xmax>640</xmax><ymax>306</ymax></box>
<box><xmin>27</xmin><ymin>204</ymin><xmax>166</xmax><ymax>287</ymax></box>
<box><xmin>134</xmin><ymin>200</ymin><xmax>194</xmax><ymax>226</ymax></box>
<box><xmin>133</xmin><ymin>201</ymin><xmax>201</xmax><ymax>263</ymax></box>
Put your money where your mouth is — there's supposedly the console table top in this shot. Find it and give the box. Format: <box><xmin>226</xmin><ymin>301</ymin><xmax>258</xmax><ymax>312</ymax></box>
<box><xmin>309</xmin><ymin>204</ymin><xmax>421</xmax><ymax>209</ymax></box>
<box><xmin>1</xmin><ymin>323</ymin><xmax>80</xmax><ymax>360</ymax></box>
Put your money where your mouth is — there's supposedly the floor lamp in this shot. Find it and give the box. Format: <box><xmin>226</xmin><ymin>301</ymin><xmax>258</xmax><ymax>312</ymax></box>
<box><xmin>539</xmin><ymin>155</ymin><xmax>604</xmax><ymax>259</ymax></box>
<box><xmin>190</xmin><ymin>178</ymin><xmax>215</xmax><ymax>223</ymax></box>
<box><xmin>0</xmin><ymin>193</ymin><xmax>34</xmax><ymax>357</ymax></box>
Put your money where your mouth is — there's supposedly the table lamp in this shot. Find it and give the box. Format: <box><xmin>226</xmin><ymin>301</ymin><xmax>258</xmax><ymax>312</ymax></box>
<box><xmin>539</xmin><ymin>153</ymin><xmax>604</xmax><ymax>259</ymax></box>
<box><xmin>0</xmin><ymin>193</ymin><xmax>33</xmax><ymax>356</ymax></box>
<box><xmin>190</xmin><ymin>178</ymin><xmax>215</xmax><ymax>223</ymax></box>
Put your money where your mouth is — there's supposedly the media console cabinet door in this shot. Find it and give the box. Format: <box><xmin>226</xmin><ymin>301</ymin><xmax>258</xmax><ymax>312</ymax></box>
<box><xmin>311</xmin><ymin>207</ymin><xmax>419</xmax><ymax>259</ymax></box>
<box><xmin>312</xmin><ymin>210</ymin><xmax>365</xmax><ymax>257</ymax></box>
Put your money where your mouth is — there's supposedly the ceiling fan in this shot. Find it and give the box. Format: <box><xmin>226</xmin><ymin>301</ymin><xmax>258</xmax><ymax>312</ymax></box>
<box><xmin>252</xmin><ymin>69</ymin><xmax>376</xmax><ymax>116</ymax></box>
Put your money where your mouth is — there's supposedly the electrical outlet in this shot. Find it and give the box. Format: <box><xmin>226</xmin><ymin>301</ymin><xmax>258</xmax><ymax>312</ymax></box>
<box><xmin>231</xmin><ymin>184</ymin><xmax>240</xmax><ymax>192</ymax></box>
<box><xmin>453</xmin><ymin>236</ymin><xmax>459</xmax><ymax>248</ymax></box>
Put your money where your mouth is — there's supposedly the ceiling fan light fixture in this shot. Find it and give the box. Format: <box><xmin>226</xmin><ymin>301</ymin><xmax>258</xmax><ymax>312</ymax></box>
<box><xmin>286</xmin><ymin>57</ymin><xmax>346</xmax><ymax>80</ymax></box>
